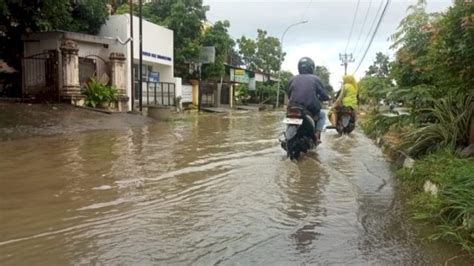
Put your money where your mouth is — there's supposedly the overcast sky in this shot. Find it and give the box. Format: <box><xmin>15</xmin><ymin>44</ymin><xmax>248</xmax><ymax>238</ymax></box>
<box><xmin>203</xmin><ymin>0</ymin><xmax>452</xmax><ymax>89</ymax></box>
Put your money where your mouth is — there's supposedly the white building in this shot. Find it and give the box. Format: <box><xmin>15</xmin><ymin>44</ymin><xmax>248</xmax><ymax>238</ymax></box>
<box><xmin>99</xmin><ymin>14</ymin><xmax>175</xmax><ymax>108</ymax></box>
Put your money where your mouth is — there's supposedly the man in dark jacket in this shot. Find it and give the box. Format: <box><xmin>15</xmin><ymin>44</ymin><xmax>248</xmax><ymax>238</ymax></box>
<box><xmin>288</xmin><ymin>57</ymin><xmax>331</xmax><ymax>143</ymax></box>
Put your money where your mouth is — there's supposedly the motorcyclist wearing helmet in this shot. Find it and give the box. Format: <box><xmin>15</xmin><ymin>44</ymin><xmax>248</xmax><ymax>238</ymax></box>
<box><xmin>287</xmin><ymin>57</ymin><xmax>331</xmax><ymax>143</ymax></box>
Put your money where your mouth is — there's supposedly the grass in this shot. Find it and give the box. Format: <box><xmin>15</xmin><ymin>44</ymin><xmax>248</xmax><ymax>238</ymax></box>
<box><xmin>396</xmin><ymin>150</ymin><xmax>474</xmax><ymax>252</ymax></box>
<box><xmin>401</xmin><ymin>94</ymin><xmax>473</xmax><ymax>157</ymax></box>
<box><xmin>361</xmin><ymin>105</ymin><xmax>474</xmax><ymax>252</ymax></box>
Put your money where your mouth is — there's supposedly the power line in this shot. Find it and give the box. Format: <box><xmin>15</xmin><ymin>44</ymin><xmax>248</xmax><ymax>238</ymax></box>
<box><xmin>354</xmin><ymin>0</ymin><xmax>384</xmax><ymax>61</ymax></box>
<box><xmin>350</xmin><ymin>0</ymin><xmax>373</xmax><ymax>56</ymax></box>
<box><xmin>344</xmin><ymin>0</ymin><xmax>361</xmax><ymax>53</ymax></box>
<box><xmin>353</xmin><ymin>0</ymin><xmax>391</xmax><ymax>74</ymax></box>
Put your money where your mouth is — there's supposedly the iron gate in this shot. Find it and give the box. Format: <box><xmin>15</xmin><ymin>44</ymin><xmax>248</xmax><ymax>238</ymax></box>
<box><xmin>21</xmin><ymin>51</ymin><xmax>58</xmax><ymax>100</ymax></box>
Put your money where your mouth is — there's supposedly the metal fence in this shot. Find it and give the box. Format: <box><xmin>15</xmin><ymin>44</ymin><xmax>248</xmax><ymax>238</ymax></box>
<box><xmin>135</xmin><ymin>81</ymin><xmax>176</xmax><ymax>106</ymax></box>
<box><xmin>21</xmin><ymin>51</ymin><xmax>58</xmax><ymax>99</ymax></box>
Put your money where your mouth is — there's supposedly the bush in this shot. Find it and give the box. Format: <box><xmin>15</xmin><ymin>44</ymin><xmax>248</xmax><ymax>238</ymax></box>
<box><xmin>360</xmin><ymin>112</ymin><xmax>417</xmax><ymax>139</ymax></box>
<box><xmin>402</xmin><ymin>93</ymin><xmax>473</xmax><ymax>157</ymax></box>
<box><xmin>83</xmin><ymin>78</ymin><xmax>118</xmax><ymax>108</ymax></box>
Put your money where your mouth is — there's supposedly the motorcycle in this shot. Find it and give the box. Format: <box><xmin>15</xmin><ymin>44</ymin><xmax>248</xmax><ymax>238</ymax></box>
<box><xmin>329</xmin><ymin>106</ymin><xmax>356</xmax><ymax>135</ymax></box>
<box><xmin>280</xmin><ymin>104</ymin><xmax>318</xmax><ymax>160</ymax></box>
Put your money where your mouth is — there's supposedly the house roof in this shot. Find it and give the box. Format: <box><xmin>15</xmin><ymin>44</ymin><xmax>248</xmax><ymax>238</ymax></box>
<box><xmin>22</xmin><ymin>31</ymin><xmax>117</xmax><ymax>46</ymax></box>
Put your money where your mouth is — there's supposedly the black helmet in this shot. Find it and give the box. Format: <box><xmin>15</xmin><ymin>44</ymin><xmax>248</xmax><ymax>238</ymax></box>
<box><xmin>298</xmin><ymin>57</ymin><xmax>315</xmax><ymax>74</ymax></box>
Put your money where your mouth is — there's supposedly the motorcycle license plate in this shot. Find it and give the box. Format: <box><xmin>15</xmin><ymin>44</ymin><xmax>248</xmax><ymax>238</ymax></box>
<box><xmin>283</xmin><ymin>118</ymin><xmax>303</xmax><ymax>125</ymax></box>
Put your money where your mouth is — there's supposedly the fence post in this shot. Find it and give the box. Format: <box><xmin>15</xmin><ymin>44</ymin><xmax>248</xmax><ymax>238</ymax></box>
<box><xmin>146</xmin><ymin>81</ymin><xmax>150</xmax><ymax>106</ymax></box>
<box><xmin>60</xmin><ymin>40</ymin><xmax>83</xmax><ymax>106</ymax></box>
<box><xmin>153</xmin><ymin>82</ymin><xmax>156</xmax><ymax>105</ymax></box>
<box><xmin>161</xmin><ymin>83</ymin><xmax>164</xmax><ymax>105</ymax></box>
<box><xmin>109</xmin><ymin>52</ymin><xmax>129</xmax><ymax>111</ymax></box>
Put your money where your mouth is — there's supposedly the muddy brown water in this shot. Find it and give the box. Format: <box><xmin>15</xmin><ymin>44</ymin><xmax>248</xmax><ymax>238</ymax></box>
<box><xmin>0</xmin><ymin>110</ymin><xmax>470</xmax><ymax>265</ymax></box>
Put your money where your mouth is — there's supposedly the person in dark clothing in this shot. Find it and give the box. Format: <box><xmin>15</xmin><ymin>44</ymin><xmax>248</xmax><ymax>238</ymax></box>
<box><xmin>287</xmin><ymin>57</ymin><xmax>331</xmax><ymax>143</ymax></box>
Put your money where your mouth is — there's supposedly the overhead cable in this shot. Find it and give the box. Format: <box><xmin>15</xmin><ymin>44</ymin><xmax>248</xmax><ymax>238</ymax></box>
<box><xmin>351</xmin><ymin>0</ymin><xmax>373</xmax><ymax>56</ymax></box>
<box><xmin>344</xmin><ymin>0</ymin><xmax>361</xmax><ymax>53</ymax></box>
<box><xmin>353</xmin><ymin>0</ymin><xmax>391</xmax><ymax>74</ymax></box>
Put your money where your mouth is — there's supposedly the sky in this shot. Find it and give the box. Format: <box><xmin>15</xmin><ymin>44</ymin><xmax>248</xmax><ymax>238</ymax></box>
<box><xmin>203</xmin><ymin>0</ymin><xmax>453</xmax><ymax>89</ymax></box>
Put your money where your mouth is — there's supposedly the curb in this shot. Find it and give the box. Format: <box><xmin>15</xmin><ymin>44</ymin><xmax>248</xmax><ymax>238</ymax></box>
<box><xmin>374</xmin><ymin>135</ymin><xmax>415</xmax><ymax>169</ymax></box>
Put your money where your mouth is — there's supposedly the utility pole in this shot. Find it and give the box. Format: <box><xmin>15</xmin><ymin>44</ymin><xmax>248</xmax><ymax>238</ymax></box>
<box><xmin>339</xmin><ymin>53</ymin><xmax>354</xmax><ymax>75</ymax></box>
<box><xmin>138</xmin><ymin>0</ymin><xmax>143</xmax><ymax>112</ymax></box>
<box><xmin>129</xmin><ymin>0</ymin><xmax>134</xmax><ymax>111</ymax></box>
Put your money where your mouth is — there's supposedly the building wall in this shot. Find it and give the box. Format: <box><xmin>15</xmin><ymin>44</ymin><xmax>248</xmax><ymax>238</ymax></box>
<box><xmin>132</xmin><ymin>15</ymin><xmax>173</xmax><ymax>69</ymax></box>
<box><xmin>99</xmin><ymin>14</ymin><xmax>174</xmax><ymax>109</ymax></box>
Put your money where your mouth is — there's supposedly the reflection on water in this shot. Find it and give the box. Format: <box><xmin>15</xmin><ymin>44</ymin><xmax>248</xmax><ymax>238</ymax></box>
<box><xmin>0</xmin><ymin>112</ymin><xmax>470</xmax><ymax>265</ymax></box>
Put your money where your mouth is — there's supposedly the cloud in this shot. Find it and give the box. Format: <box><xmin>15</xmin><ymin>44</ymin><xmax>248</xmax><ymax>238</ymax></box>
<box><xmin>204</xmin><ymin>0</ymin><xmax>453</xmax><ymax>88</ymax></box>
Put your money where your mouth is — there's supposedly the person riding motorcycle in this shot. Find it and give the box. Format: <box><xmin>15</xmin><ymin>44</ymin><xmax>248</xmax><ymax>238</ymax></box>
<box><xmin>329</xmin><ymin>75</ymin><xmax>358</xmax><ymax>126</ymax></box>
<box><xmin>287</xmin><ymin>57</ymin><xmax>330</xmax><ymax>143</ymax></box>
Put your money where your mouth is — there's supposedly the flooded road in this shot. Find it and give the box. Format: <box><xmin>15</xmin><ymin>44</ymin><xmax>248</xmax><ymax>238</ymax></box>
<box><xmin>0</xmin><ymin>111</ymin><xmax>468</xmax><ymax>265</ymax></box>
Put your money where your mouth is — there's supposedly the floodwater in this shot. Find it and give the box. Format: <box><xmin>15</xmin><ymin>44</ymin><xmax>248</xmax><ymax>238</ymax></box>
<box><xmin>0</xmin><ymin>111</ymin><xmax>470</xmax><ymax>265</ymax></box>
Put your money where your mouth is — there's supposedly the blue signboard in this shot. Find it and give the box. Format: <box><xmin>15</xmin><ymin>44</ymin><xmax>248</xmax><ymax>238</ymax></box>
<box><xmin>149</xmin><ymin>71</ymin><xmax>160</xmax><ymax>82</ymax></box>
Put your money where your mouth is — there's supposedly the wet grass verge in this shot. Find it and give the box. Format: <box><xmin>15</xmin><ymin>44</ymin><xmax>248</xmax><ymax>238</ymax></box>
<box><xmin>359</xmin><ymin>112</ymin><xmax>474</xmax><ymax>254</ymax></box>
<box><xmin>396</xmin><ymin>150</ymin><xmax>474</xmax><ymax>252</ymax></box>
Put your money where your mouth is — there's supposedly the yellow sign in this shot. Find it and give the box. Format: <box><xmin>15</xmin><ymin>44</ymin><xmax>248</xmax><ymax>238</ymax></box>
<box><xmin>235</xmin><ymin>69</ymin><xmax>245</xmax><ymax>76</ymax></box>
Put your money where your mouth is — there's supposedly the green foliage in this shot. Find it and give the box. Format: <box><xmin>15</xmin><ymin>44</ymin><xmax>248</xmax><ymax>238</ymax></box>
<box><xmin>201</xmin><ymin>20</ymin><xmax>235</xmax><ymax>79</ymax></box>
<box><xmin>360</xmin><ymin>113</ymin><xmax>417</xmax><ymax>139</ymax></box>
<box><xmin>256</xmin><ymin>29</ymin><xmax>282</xmax><ymax>74</ymax></box>
<box><xmin>390</xmin><ymin>0</ymin><xmax>436</xmax><ymax>85</ymax></box>
<box><xmin>431</xmin><ymin>175</ymin><xmax>474</xmax><ymax>252</ymax></box>
<box><xmin>237</xmin><ymin>36</ymin><xmax>258</xmax><ymax>70</ymax></box>
<box><xmin>142</xmin><ymin>0</ymin><xmax>207</xmax><ymax>79</ymax></box>
<box><xmin>1</xmin><ymin>0</ymin><xmax>109</xmax><ymax>89</ymax></box>
<box><xmin>358</xmin><ymin>76</ymin><xmax>391</xmax><ymax>105</ymax></box>
<box><xmin>256</xmin><ymin>83</ymin><xmax>278</xmax><ymax>103</ymax></box>
<box><xmin>234</xmin><ymin>83</ymin><xmax>251</xmax><ymax>104</ymax></box>
<box><xmin>390</xmin><ymin>0</ymin><xmax>473</xmax><ymax>101</ymax></box>
<box><xmin>397</xmin><ymin>150</ymin><xmax>474</xmax><ymax>251</ymax></box>
<box><xmin>83</xmin><ymin>78</ymin><xmax>118</xmax><ymax>108</ymax></box>
<box><xmin>426</xmin><ymin>0</ymin><xmax>474</xmax><ymax>94</ymax></box>
<box><xmin>237</xmin><ymin>29</ymin><xmax>283</xmax><ymax>74</ymax></box>
<box><xmin>366</xmin><ymin>52</ymin><xmax>391</xmax><ymax>78</ymax></box>
<box><xmin>402</xmin><ymin>93</ymin><xmax>474</xmax><ymax>157</ymax></box>
<box><xmin>115</xmin><ymin>3</ymin><xmax>131</xmax><ymax>15</ymax></box>
<box><xmin>279</xmin><ymin>70</ymin><xmax>293</xmax><ymax>93</ymax></box>
<box><xmin>362</xmin><ymin>0</ymin><xmax>474</xmax><ymax>252</ymax></box>
<box><xmin>314</xmin><ymin>65</ymin><xmax>330</xmax><ymax>86</ymax></box>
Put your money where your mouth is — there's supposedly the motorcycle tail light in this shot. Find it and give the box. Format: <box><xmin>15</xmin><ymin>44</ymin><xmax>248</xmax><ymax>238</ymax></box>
<box><xmin>287</xmin><ymin>108</ymin><xmax>302</xmax><ymax>118</ymax></box>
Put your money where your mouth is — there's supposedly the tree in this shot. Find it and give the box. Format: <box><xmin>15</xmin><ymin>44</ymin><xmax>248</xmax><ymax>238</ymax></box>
<box><xmin>237</xmin><ymin>36</ymin><xmax>258</xmax><ymax>70</ymax></box>
<box><xmin>201</xmin><ymin>20</ymin><xmax>235</xmax><ymax>79</ymax></box>
<box><xmin>68</xmin><ymin>0</ymin><xmax>109</xmax><ymax>34</ymax></box>
<box><xmin>255</xmin><ymin>29</ymin><xmax>282</xmax><ymax>74</ymax></box>
<box><xmin>237</xmin><ymin>29</ymin><xmax>283</xmax><ymax>73</ymax></box>
<box><xmin>142</xmin><ymin>0</ymin><xmax>208</xmax><ymax>79</ymax></box>
<box><xmin>1</xmin><ymin>0</ymin><xmax>109</xmax><ymax>95</ymax></box>
<box><xmin>313</xmin><ymin>65</ymin><xmax>334</xmax><ymax>97</ymax></box>
<box><xmin>390</xmin><ymin>0</ymin><xmax>438</xmax><ymax>93</ymax></box>
<box><xmin>314</xmin><ymin>66</ymin><xmax>330</xmax><ymax>86</ymax></box>
<box><xmin>279</xmin><ymin>70</ymin><xmax>293</xmax><ymax>93</ymax></box>
<box><xmin>365</xmin><ymin>52</ymin><xmax>391</xmax><ymax>78</ymax></box>
<box><xmin>227</xmin><ymin>48</ymin><xmax>243</xmax><ymax>67</ymax></box>
<box><xmin>426</xmin><ymin>0</ymin><xmax>474</xmax><ymax>94</ymax></box>
<box><xmin>358</xmin><ymin>76</ymin><xmax>391</xmax><ymax>106</ymax></box>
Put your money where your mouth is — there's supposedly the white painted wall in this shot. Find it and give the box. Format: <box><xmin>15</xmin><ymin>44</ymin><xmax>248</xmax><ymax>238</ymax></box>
<box><xmin>100</xmin><ymin>14</ymin><xmax>175</xmax><ymax>110</ymax></box>
<box><xmin>131</xmin><ymin>15</ymin><xmax>173</xmax><ymax>68</ymax></box>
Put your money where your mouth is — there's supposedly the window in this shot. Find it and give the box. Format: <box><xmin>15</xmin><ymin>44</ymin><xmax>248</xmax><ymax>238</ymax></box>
<box><xmin>133</xmin><ymin>64</ymin><xmax>152</xmax><ymax>81</ymax></box>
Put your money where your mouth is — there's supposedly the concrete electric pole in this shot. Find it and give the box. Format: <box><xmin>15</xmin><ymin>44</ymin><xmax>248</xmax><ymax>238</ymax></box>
<box><xmin>339</xmin><ymin>53</ymin><xmax>354</xmax><ymax>75</ymax></box>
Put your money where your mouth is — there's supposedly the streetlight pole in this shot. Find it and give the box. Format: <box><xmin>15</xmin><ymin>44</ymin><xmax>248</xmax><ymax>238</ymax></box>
<box><xmin>276</xmin><ymin>20</ymin><xmax>308</xmax><ymax>108</ymax></box>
